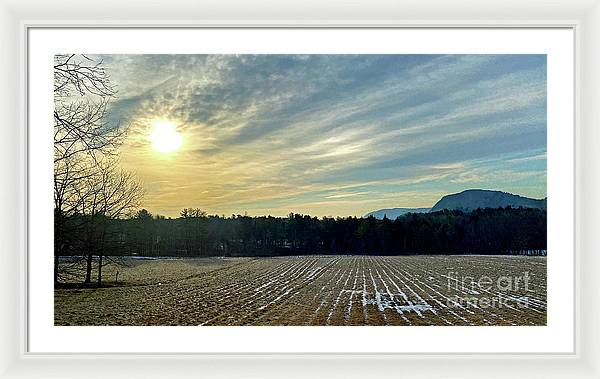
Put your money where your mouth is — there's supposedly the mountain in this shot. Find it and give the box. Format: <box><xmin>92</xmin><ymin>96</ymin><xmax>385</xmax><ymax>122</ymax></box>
<box><xmin>365</xmin><ymin>207</ymin><xmax>430</xmax><ymax>219</ymax></box>
<box><xmin>430</xmin><ymin>189</ymin><xmax>547</xmax><ymax>212</ymax></box>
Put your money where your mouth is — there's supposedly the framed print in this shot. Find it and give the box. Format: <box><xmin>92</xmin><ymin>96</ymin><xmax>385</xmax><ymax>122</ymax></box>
<box><xmin>30</xmin><ymin>28</ymin><xmax>574</xmax><ymax>354</ymax></box>
<box><xmin>1</xmin><ymin>0</ymin><xmax>599</xmax><ymax>378</ymax></box>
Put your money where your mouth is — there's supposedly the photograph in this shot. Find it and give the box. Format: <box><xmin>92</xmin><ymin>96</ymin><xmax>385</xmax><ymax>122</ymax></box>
<box><xmin>53</xmin><ymin>53</ymin><xmax>547</xmax><ymax>327</ymax></box>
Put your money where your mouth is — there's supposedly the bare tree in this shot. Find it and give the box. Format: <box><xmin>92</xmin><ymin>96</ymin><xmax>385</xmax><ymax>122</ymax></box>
<box><xmin>53</xmin><ymin>54</ymin><xmax>143</xmax><ymax>285</ymax></box>
<box><xmin>73</xmin><ymin>160</ymin><xmax>143</xmax><ymax>286</ymax></box>
<box><xmin>180</xmin><ymin>208</ymin><xmax>207</xmax><ymax>218</ymax></box>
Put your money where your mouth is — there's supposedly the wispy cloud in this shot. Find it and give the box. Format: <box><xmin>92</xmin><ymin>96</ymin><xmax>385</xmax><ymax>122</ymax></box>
<box><xmin>99</xmin><ymin>54</ymin><xmax>547</xmax><ymax>217</ymax></box>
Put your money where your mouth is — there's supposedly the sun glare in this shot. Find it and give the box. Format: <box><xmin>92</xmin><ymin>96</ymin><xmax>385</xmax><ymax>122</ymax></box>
<box><xmin>148</xmin><ymin>120</ymin><xmax>183</xmax><ymax>153</ymax></box>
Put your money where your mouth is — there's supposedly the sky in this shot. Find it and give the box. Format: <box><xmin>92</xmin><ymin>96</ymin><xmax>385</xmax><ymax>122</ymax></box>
<box><xmin>97</xmin><ymin>54</ymin><xmax>547</xmax><ymax>218</ymax></box>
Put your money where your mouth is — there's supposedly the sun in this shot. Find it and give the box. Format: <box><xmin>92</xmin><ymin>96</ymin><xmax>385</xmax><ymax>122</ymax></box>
<box><xmin>148</xmin><ymin>120</ymin><xmax>183</xmax><ymax>153</ymax></box>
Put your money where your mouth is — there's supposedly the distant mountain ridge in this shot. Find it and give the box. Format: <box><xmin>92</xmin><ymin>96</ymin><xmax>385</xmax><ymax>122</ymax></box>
<box><xmin>365</xmin><ymin>208</ymin><xmax>430</xmax><ymax>219</ymax></box>
<box><xmin>430</xmin><ymin>189</ymin><xmax>546</xmax><ymax>212</ymax></box>
<box><xmin>365</xmin><ymin>189</ymin><xmax>546</xmax><ymax>219</ymax></box>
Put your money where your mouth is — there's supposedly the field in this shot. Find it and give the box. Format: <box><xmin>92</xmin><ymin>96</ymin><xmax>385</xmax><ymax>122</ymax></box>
<box><xmin>54</xmin><ymin>255</ymin><xmax>546</xmax><ymax>326</ymax></box>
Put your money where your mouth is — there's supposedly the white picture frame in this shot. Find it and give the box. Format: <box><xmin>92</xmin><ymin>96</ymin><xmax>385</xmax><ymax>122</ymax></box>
<box><xmin>1</xmin><ymin>0</ymin><xmax>599</xmax><ymax>377</ymax></box>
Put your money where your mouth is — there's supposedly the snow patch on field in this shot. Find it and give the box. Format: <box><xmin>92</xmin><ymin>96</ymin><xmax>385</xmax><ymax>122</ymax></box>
<box><xmin>340</xmin><ymin>289</ymin><xmax>434</xmax><ymax>316</ymax></box>
<box><xmin>362</xmin><ymin>292</ymin><xmax>433</xmax><ymax>315</ymax></box>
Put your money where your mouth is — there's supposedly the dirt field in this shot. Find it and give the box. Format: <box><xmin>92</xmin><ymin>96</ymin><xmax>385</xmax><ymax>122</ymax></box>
<box><xmin>54</xmin><ymin>255</ymin><xmax>546</xmax><ymax>326</ymax></box>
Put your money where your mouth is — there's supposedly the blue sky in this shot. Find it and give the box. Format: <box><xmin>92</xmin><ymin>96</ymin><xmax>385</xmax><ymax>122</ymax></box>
<box><xmin>99</xmin><ymin>54</ymin><xmax>547</xmax><ymax>217</ymax></box>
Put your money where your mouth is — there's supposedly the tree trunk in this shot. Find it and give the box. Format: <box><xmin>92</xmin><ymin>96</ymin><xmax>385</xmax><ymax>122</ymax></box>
<box><xmin>84</xmin><ymin>254</ymin><xmax>93</xmax><ymax>284</ymax></box>
<box><xmin>97</xmin><ymin>253</ymin><xmax>103</xmax><ymax>287</ymax></box>
<box><xmin>54</xmin><ymin>255</ymin><xmax>59</xmax><ymax>285</ymax></box>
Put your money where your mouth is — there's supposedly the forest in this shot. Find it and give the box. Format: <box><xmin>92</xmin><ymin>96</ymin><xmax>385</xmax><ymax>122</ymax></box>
<box><xmin>54</xmin><ymin>206</ymin><xmax>547</xmax><ymax>284</ymax></box>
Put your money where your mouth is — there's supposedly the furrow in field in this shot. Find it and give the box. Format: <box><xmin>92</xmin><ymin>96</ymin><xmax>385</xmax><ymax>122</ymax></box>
<box><xmin>54</xmin><ymin>255</ymin><xmax>547</xmax><ymax>326</ymax></box>
<box><xmin>247</xmin><ymin>257</ymin><xmax>342</xmax><ymax>325</ymax></box>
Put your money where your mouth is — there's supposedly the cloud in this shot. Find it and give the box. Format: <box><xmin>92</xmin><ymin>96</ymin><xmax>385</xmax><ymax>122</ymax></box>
<box><xmin>99</xmin><ymin>54</ymin><xmax>547</xmax><ymax>217</ymax></box>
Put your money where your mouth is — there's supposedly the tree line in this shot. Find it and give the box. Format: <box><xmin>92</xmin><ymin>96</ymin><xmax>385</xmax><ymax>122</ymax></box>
<box><xmin>57</xmin><ymin>206</ymin><xmax>547</xmax><ymax>260</ymax></box>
